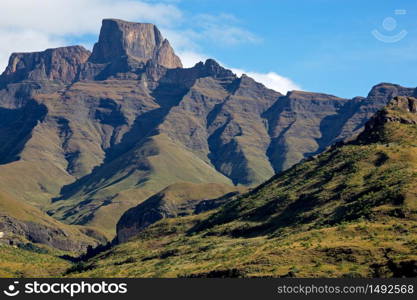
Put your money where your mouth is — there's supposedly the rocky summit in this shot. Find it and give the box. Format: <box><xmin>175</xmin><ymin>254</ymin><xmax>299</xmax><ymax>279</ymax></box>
<box><xmin>0</xmin><ymin>18</ymin><xmax>415</xmax><ymax>241</ymax></box>
<box><xmin>89</xmin><ymin>19</ymin><xmax>182</xmax><ymax>69</ymax></box>
<box><xmin>0</xmin><ymin>46</ymin><xmax>91</xmax><ymax>85</ymax></box>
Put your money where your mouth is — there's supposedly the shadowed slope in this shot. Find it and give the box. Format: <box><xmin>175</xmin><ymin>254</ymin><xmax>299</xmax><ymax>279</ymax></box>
<box><xmin>0</xmin><ymin>190</ymin><xmax>106</xmax><ymax>251</ymax></box>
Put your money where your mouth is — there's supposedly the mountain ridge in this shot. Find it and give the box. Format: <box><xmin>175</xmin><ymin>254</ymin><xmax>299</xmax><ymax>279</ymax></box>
<box><xmin>77</xmin><ymin>96</ymin><xmax>417</xmax><ymax>278</ymax></box>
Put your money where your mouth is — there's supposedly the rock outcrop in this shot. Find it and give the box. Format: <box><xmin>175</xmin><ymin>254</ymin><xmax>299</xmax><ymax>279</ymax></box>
<box><xmin>88</xmin><ymin>19</ymin><xmax>182</xmax><ymax>69</ymax></box>
<box><xmin>356</xmin><ymin>96</ymin><xmax>417</xmax><ymax>144</ymax></box>
<box><xmin>0</xmin><ymin>46</ymin><xmax>90</xmax><ymax>85</ymax></box>
<box><xmin>0</xmin><ymin>191</ymin><xmax>105</xmax><ymax>252</ymax></box>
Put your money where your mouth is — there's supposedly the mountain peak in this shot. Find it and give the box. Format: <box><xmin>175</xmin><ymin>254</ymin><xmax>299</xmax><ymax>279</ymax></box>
<box><xmin>192</xmin><ymin>59</ymin><xmax>235</xmax><ymax>78</ymax></box>
<box><xmin>88</xmin><ymin>19</ymin><xmax>182</xmax><ymax>69</ymax></box>
<box><xmin>366</xmin><ymin>83</ymin><xmax>415</xmax><ymax>105</ymax></box>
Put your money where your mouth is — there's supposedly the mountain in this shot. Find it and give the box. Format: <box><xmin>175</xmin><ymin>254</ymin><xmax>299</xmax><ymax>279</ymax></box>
<box><xmin>72</xmin><ymin>96</ymin><xmax>417</xmax><ymax>278</ymax></box>
<box><xmin>0</xmin><ymin>18</ymin><xmax>415</xmax><ymax>237</ymax></box>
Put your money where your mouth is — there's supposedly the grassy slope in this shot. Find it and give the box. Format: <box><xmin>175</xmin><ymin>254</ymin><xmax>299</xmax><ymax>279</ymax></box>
<box><xmin>0</xmin><ymin>245</ymin><xmax>70</xmax><ymax>278</ymax></box>
<box><xmin>117</xmin><ymin>182</ymin><xmax>246</xmax><ymax>242</ymax></box>
<box><xmin>68</xmin><ymin>216</ymin><xmax>417</xmax><ymax>278</ymax></box>
<box><xmin>0</xmin><ymin>190</ymin><xmax>106</xmax><ymax>278</ymax></box>
<box><xmin>126</xmin><ymin>182</ymin><xmax>246</xmax><ymax>212</ymax></box>
<box><xmin>67</xmin><ymin>97</ymin><xmax>417</xmax><ymax>278</ymax></box>
<box><xmin>49</xmin><ymin>134</ymin><xmax>234</xmax><ymax>236</ymax></box>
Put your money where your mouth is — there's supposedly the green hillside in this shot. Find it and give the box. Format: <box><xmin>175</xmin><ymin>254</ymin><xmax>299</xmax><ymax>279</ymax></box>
<box><xmin>0</xmin><ymin>245</ymin><xmax>70</xmax><ymax>278</ymax></box>
<box><xmin>67</xmin><ymin>96</ymin><xmax>417</xmax><ymax>278</ymax></box>
<box><xmin>117</xmin><ymin>182</ymin><xmax>246</xmax><ymax>243</ymax></box>
<box><xmin>0</xmin><ymin>190</ymin><xmax>106</xmax><ymax>252</ymax></box>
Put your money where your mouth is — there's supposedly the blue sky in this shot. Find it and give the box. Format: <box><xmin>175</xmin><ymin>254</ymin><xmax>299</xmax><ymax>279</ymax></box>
<box><xmin>169</xmin><ymin>0</ymin><xmax>417</xmax><ymax>98</ymax></box>
<box><xmin>1</xmin><ymin>0</ymin><xmax>417</xmax><ymax>98</ymax></box>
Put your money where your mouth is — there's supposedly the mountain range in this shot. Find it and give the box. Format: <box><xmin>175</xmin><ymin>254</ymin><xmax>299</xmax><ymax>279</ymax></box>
<box><xmin>0</xmin><ymin>19</ymin><xmax>416</xmax><ymax>277</ymax></box>
<box><xmin>71</xmin><ymin>95</ymin><xmax>417</xmax><ymax>278</ymax></box>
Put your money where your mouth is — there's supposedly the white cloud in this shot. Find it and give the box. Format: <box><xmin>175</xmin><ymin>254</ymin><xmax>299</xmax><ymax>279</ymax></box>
<box><xmin>0</xmin><ymin>0</ymin><xmax>182</xmax><ymax>35</ymax></box>
<box><xmin>177</xmin><ymin>51</ymin><xmax>209</xmax><ymax>68</ymax></box>
<box><xmin>232</xmin><ymin>68</ymin><xmax>301</xmax><ymax>94</ymax></box>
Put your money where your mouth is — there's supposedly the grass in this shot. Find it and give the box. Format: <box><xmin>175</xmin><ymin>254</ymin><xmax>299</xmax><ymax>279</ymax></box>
<box><xmin>2</xmin><ymin>97</ymin><xmax>417</xmax><ymax>278</ymax></box>
<box><xmin>0</xmin><ymin>244</ymin><xmax>70</xmax><ymax>277</ymax></box>
<box><xmin>66</xmin><ymin>215</ymin><xmax>417</xmax><ymax>278</ymax></box>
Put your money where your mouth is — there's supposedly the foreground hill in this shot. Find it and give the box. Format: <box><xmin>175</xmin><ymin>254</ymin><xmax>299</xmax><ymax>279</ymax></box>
<box><xmin>116</xmin><ymin>182</ymin><xmax>246</xmax><ymax>243</ymax></box>
<box><xmin>70</xmin><ymin>97</ymin><xmax>417</xmax><ymax>278</ymax></box>
<box><xmin>0</xmin><ymin>19</ymin><xmax>414</xmax><ymax>234</ymax></box>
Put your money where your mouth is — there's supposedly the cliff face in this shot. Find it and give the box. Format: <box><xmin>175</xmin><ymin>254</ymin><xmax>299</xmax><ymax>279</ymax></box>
<box><xmin>0</xmin><ymin>191</ymin><xmax>105</xmax><ymax>252</ymax></box>
<box><xmin>0</xmin><ymin>19</ymin><xmax>415</xmax><ymax>237</ymax></box>
<box><xmin>356</xmin><ymin>96</ymin><xmax>417</xmax><ymax>144</ymax></box>
<box><xmin>89</xmin><ymin>19</ymin><xmax>182</xmax><ymax>68</ymax></box>
<box><xmin>264</xmin><ymin>83</ymin><xmax>415</xmax><ymax>171</ymax></box>
<box><xmin>1</xmin><ymin>46</ymin><xmax>90</xmax><ymax>85</ymax></box>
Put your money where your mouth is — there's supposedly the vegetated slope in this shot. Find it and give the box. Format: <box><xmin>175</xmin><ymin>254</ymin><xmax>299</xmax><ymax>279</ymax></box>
<box><xmin>70</xmin><ymin>97</ymin><xmax>417</xmax><ymax>278</ymax></box>
<box><xmin>0</xmin><ymin>190</ymin><xmax>106</xmax><ymax>251</ymax></box>
<box><xmin>0</xmin><ymin>190</ymin><xmax>106</xmax><ymax>277</ymax></box>
<box><xmin>0</xmin><ymin>245</ymin><xmax>71</xmax><ymax>277</ymax></box>
<box><xmin>116</xmin><ymin>182</ymin><xmax>246</xmax><ymax>243</ymax></box>
<box><xmin>0</xmin><ymin>18</ymin><xmax>415</xmax><ymax>236</ymax></box>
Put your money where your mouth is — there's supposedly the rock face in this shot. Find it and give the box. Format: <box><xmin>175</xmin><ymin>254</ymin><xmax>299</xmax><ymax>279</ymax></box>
<box><xmin>89</xmin><ymin>19</ymin><xmax>182</xmax><ymax>69</ymax></box>
<box><xmin>0</xmin><ymin>214</ymin><xmax>95</xmax><ymax>251</ymax></box>
<box><xmin>0</xmin><ymin>19</ymin><xmax>415</xmax><ymax>237</ymax></box>
<box><xmin>0</xmin><ymin>191</ymin><xmax>105</xmax><ymax>251</ymax></box>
